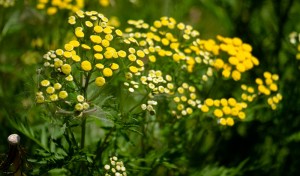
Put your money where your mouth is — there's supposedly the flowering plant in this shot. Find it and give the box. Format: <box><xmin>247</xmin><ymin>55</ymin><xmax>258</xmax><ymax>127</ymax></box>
<box><xmin>29</xmin><ymin>9</ymin><xmax>284</xmax><ymax>175</ymax></box>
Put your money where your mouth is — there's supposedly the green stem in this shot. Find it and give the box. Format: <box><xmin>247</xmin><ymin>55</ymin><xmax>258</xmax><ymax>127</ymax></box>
<box><xmin>80</xmin><ymin>116</ymin><xmax>87</xmax><ymax>149</ymax></box>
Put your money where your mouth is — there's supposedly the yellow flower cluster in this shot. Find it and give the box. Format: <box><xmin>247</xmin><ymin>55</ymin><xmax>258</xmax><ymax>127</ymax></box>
<box><xmin>241</xmin><ymin>84</ymin><xmax>257</xmax><ymax>102</ymax></box>
<box><xmin>289</xmin><ymin>31</ymin><xmax>300</xmax><ymax>60</ymax></box>
<box><xmin>138</xmin><ymin>70</ymin><xmax>174</xmax><ymax>114</ymax></box>
<box><xmin>104</xmin><ymin>156</ymin><xmax>127</xmax><ymax>176</ymax></box>
<box><xmin>171</xmin><ymin>83</ymin><xmax>201</xmax><ymax>118</ymax></box>
<box><xmin>240</xmin><ymin>71</ymin><xmax>282</xmax><ymax>110</ymax></box>
<box><xmin>36</xmin><ymin>0</ymin><xmax>84</xmax><ymax>15</ymax></box>
<box><xmin>201</xmin><ymin>98</ymin><xmax>247</xmax><ymax>126</ymax></box>
<box><xmin>67</xmin><ymin>10</ymin><xmax>144</xmax><ymax>85</ymax></box>
<box><xmin>125</xmin><ymin>17</ymin><xmax>203</xmax><ymax>73</ymax></box>
<box><xmin>202</xmin><ymin>36</ymin><xmax>260</xmax><ymax>81</ymax></box>
<box><xmin>74</xmin><ymin>95</ymin><xmax>90</xmax><ymax>111</ymax></box>
<box><xmin>0</xmin><ymin>0</ymin><xmax>15</xmax><ymax>7</ymax></box>
<box><xmin>36</xmin><ymin>80</ymin><xmax>68</xmax><ymax>103</ymax></box>
<box><xmin>256</xmin><ymin>71</ymin><xmax>282</xmax><ymax>109</ymax></box>
<box><xmin>125</xmin><ymin>17</ymin><xmax>218</xmax><ymax>86</ymax></box>
<box><xmin>37</xmin><ymin>11</ymin><xmax>145</xmax><ymax>113</ymax></box>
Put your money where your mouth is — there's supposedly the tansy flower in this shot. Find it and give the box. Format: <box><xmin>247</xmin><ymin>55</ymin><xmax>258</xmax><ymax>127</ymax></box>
<box><xmin>103</xmin><ymin>68</ymin><xmax>113</xmax><ymax>77</ymax></box>
<box><xmin>41</xmin><ymin>80</ymin><xmax>50</xmax><ymax>87</ymax></box>
<box><xmin>54</xmin><ymin>83</ymin><xmax>62</xmax><ymax>90</ymax></box>
<box><xmin>95</xmin><ymin>77</ymin><xmax>106</xmax><ymax>86</ymax></box>
<box><xmin>58</xmin><ymin>91</ymin><xmax>68</xmax><ymax>99</ymax></box>
<box><xmin>129</xmin><ymin>66</ymin><xmax>139</xmax><ymax>73</ymax></box>
<box><xmin>61</xmin><ymin>64</ymin><xmax>72</xmax><ymax>75</ymax></box>
<box><xmin>50</xmin><ymin>94</ymin><xmax>58</xmax><ymax>101</ymax></box>
<box><xmin>75</xmin><ymin>103</ymin><xmax>84</xmax><ymax>111</ymax></box>
<box><xmin>81</xmin><ymin>61</ymin><xmax>92</xmax><ymax>71</ymax></box>
<box><xmin>77</xmin><ymin>95</ymin><xmax>85</xmax><ymax>102</ymax></box>
<box><xmin>46</xmin><ymin>87</ymin><xmax>55</xmax><ymax>94</ymax></box>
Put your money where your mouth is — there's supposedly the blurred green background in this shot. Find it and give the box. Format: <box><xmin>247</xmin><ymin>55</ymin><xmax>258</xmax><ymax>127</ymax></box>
<box><xmin>1</xmin><ymin>0</ymin><xmax>300</xmax><ymax>175</ymax></box>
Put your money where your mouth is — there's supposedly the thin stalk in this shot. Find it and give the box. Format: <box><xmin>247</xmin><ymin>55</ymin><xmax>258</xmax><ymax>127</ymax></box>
<box><xmin>80</xmin><ymin>116</ymin><xmax>87</xmax><ymax>149</ymax></box>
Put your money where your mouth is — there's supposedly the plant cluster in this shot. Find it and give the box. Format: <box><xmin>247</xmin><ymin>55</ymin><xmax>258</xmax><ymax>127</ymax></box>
<box><xmin>30</xmin><ymin>10</ymin><xmax>284</xmax><ymax>174</ymax></box>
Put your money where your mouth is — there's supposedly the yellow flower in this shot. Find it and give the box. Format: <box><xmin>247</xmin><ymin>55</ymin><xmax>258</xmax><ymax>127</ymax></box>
<box><xmin>94</xmin><ymin>53</ymin><xmax>104</xmax><ymax>60</ymax></box>
<box><xmin>95</xmin><ymin>76</ymin><xmax>106</xmax><ymax>86</ymax></box>
<box><xmin>55</xmin><ymin>49</ymin><xmax>64</xmax><ymax>56</ymax></box>
<box><xmin>103</xmin><ymin>27</ymin><xmax>112</xmax><ymax>34</ymax></box>
<box><xmin>242</xmin><ymin>43</ymin><xmax>252</xmax><ymax>52</ymax></box>
<box><xmin>69</xmin><ymin>40</ymin><xmax>80</xmax><ymax>47</ymax></box>
<box><xmin>213</xmin><ymin>59</ymin><xmax>224</xmax><ymax>69</ymax></box>
<box><xmin>64</xmin><ymin>43</ymin><xmax>74</xmax><ymax>51</ymax></box>
<box><xmin>94</xmin><ymin>45</ymin><xmax>103</xmax><ymax>52</ymax></box>
<box><xmin>81</xmin><ymin>61</ymin><xmax>92</xmax><ymax>71</ymax></box>
<box><xmin>58</xmin><ymin>91</ymin><xmax>68</xmax><ymax>99</ymax></box>
<box><xmin>213</xmin><ymin>100</ymin><xmax>220</xmax><ymax>107</ymax></box>
<box><xmin>118</xmin><ymin>50</ymin><xmax>127</xmax><ymax>58</ymax></box>
<box><xmin>90</xmin><ymin>35</ymin><xmax>102</xmax><ymax>44</ymax></box>
<box><xmin>77</xmin><ymin>95</ymin><xmax>85</xmax><ymax>102</ymax></box>
<box><xmin>219</xmin><ymin>118</ymin><xmax>227</xmax><ymax>125</ymax></box>
<box><xmin>204</xmin><ymin>98</ymin><xmax>214</xmax><ymax>106</ymax></box>
<box><xmin>255</xmin><ymin>78</ymin><xmax>263</xmax><ymax>85</ymax></box>
<box><xmin>72</xmin><ymin>55</ymin><xmax>81</xmax><ymax>62</ymax></box>
<box><xmin>200</xmin><ymin>105</ymin><xmax>209</xmax><ymax>112</ymax></box>
<box><xmin>63</xmin><ymin>51</ymin><xmax>72</xmax><ymax>58</ymax></box>
<box><xmin>75</xmin><ymin>103</ymin><xmax>84</xmax><ymax>111</ymax></box>
<box><xmin>136</xmin><ymin>59</ymin><xmax>144</xmax><ymax>67</ymax></box>
<box><xmin>220</xmin><ymin>98</ymin><xmax>228</xmax><ymax>106</ymax></box>
<box><xmin>54</xmin><ymin>59</ymin><xmax>63</xmax><ymax>68</ymax></box>
<box><xmin>238</xmin><ymin>112</ymin><xmax>246</xmax><ymax>119</ymax></box>
<box><xmin>115</xmin><ymin>29</ymin><xmax>123</xmax><ymax>36</ymax></box>
<box><xmin>50</xmin><ymin>94</ymin><xmax>58</xmax><ymax>101</ymax></box>
<box><xmin>232</xmin><ymin>70</ymin><xmax>241</xmax><ymax>81</ymax></box>
<box><xmin>149</xmin><ymin>55</ymin><xmax>156</xmax><ymax>62</ymax></box>
<box><xmin>269</xmin><ymin>83</ymin><xmax>278</xmax><ymax>91</ymax></box>
<box><xmin>236</xmin><ymin>63</ymin><xmax>246</xmax><ymax>72</ymax></box>
<box><xmin>36</xmin><ymin>93</ymin><xmax>45</xmax><ymax>103</ymax></box>
<box><xmin>47</xmin><ymin>7</ymin><xmax>57</xmax><ymax>15</ymax></box>
<box><xmin>99</xmin><ymin>0</ymin><xmax>110</xmax><ymax>7</ymax></box>
<box><xmin>103</xmin><ymin>68</ymin><xmax>113</xmax><ymax>77</ymax></box>
<box><xmin>81</xmin><ymin>44</ymin><xmax>91</xmax><ymax>50</ymax></box>
<box><xmin>161</xmin><ymin>38</ymin><xmax>170</xmax><ymax>46</ymax></box>
<box><xmin>263</xmin><ymin>71</ymin><xmax>272</xmax><ymax>79</ymax></box>
<box><xmin>110</xmin><ymin>63</ymin><xmax>119</xmax><ymax>70</ymax></box>
<box><xmin>65</xmin><ymin>75</ymin><xmax>73</xmax><ymax>81</ymax></box>
<box><xmin>94</xmin><ymin>25</ymin><xmax>103</xmax><ymax>33</ymax></box>
<box><xmin>105</xmin><ymin>34</ymin><xmax>113</xmax><ymax>41</ymax></box>
<box><xmin>229</xmin><ymin>56</ymin><xmax>238</xmax><ymax>65</ymax></box>
<box><xmin>129</xmin><ymin>66</ymin><xmax>139</xmax><ymax>73</ymax></box>
<box><xmin>75</xmin><ymin>30</ymin><xmax>84</xmax><ymax>38</ymax></box>
<box><xmin>102</xmin><ymin>39</ymin><xmax>110</xmax><ymax>47</ymax></box>
<box><xmin>46</xmin><ymin>86</ymin><xmax>55</xmax><ymax>94</ymax></box>
<box><xmin>41</xmin><ymin>80</ymin><xmax>50</xmax><ymax>87</ymax></box>
<box><xmin>104</xmin><ymin>50</ymin><xmax>114</xmax><ymax>59</ymax></box>
<box><xmin>96</xmin><ymin>63</ymin><xmax>104</xmax><ymax>69</ymax></box>
<box><xmin>54</xmin><ymin>83</ymin><xmax>62</xmax><ymax>90</ymax></box>
<box><xmin>222</xmin><ymin>106</ymin><xmax>231</xmax><ymax>115</ymax></box>
<box><xmin>222</xmin><ymin>69</ymin><xmax>231</xmax><ymax>78</ymax></box>
<box><xmin>186</xmin><ymin>107</ymin><xmax>193</xmax><ymax>115</ymax></box>
<box><xmin>61</xmin><ymin>64</ymin><xmax>72</xmax><ymax>75</ymax></box>
<box><xmin>214</xmin><ymin>109</ymin><xmax>223</xmax><ymax>118</ymax></box>
<box><xmin>128</xmin><ymin>54</ymin><xmax>137</xmax><ymax>61</ymax></box>
<box><xmin>232</xmin><ymin>37</ymin><xmax>242</xmax><ymax>46</ymax></box>
<box><xmin>226</xmin><ymin>117</ymin><xmax>234</xmax><ymax>126</ymax></box>
<box><xmin>137</xmin><ymin>50</ymin><xmax>145</xmax><ymax>58</ymax></box>
<box><xmin>177</xmin><ymin>23</ymin><xmax>185</xmax><ymax>30</ymax></box>
<box><xmin>85</xmin><ymin>21</ymin><xmax>93</xmax><ymax>27</ymax></box>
